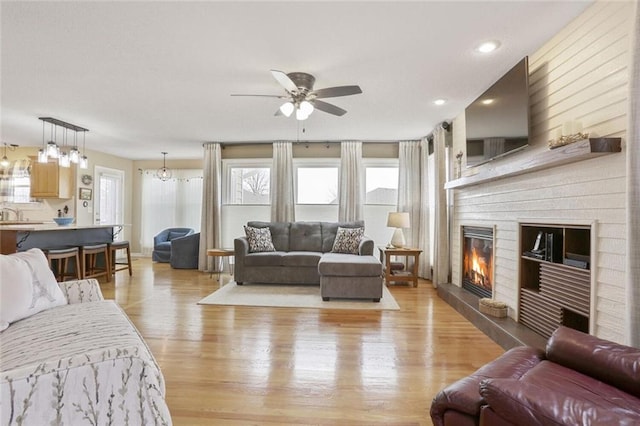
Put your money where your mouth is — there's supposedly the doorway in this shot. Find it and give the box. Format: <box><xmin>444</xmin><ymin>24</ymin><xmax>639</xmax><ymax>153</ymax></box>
<box><xmin>95</xmin><ymin>166</ymin><xmax>124</xmax><ymax>236</ymax></box>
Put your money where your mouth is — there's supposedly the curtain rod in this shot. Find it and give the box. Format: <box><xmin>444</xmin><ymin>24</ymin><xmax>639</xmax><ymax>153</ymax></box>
<box><xmin>205</xmin><ymin>139</ymin><xmax>423</xmax><ymax>148</ymax></box>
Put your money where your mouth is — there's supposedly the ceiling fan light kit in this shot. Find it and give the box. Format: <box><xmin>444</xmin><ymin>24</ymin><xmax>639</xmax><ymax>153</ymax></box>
<box><xmin>234</xmin><ymin>69</ymin><xmax>362</xmax><ymax>121</ymax></box>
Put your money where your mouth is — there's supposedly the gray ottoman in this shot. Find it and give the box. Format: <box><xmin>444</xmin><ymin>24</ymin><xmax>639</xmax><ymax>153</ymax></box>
<box><xmin>318</xmin><ymin>253</ymin><xmax>383</xmax><ymax>302</ymax></box>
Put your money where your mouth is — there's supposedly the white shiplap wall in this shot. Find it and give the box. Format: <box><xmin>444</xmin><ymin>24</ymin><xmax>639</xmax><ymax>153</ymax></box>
<box><xmin>450</xmin><ymin>0</ymin><xmax>633</xmax><ymax>344</ymax></box>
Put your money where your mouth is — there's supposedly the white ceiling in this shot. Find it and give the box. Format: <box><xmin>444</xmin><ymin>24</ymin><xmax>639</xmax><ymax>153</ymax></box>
<box><xmin>1</xmin><ymin>1</ymin><xmax>594</xmax><ymax>160</ymax></box>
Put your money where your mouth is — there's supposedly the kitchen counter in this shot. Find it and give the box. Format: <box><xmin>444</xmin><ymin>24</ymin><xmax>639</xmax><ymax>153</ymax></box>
<box><xmin>0</xmin><ymin>224</ymin><xmax>124</xmax><ymax>254</ymax></box>
<box><xmin>0</xmin><ymin>223</ymin><xmax>117</xmax><ymax>231</ymax></box>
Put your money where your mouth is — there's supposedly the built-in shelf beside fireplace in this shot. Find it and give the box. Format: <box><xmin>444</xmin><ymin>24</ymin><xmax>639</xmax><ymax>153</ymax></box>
<box><xmin>519</xmin><ymin>223</ymin><xmax>592</xmax><ymax>339</ymax></box>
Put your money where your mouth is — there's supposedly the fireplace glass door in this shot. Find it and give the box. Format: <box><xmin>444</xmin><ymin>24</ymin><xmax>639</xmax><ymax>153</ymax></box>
<box><xmin>462</xmin><ymin>227</ymin><xmax>494</xmax><ymax>298</ymax></box>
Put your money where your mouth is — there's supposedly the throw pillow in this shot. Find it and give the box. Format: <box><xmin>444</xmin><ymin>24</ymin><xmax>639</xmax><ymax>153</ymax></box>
<box><xmin>0</xmin><ymin>248</ymin><xmax>67</xmax><ymax>331</ymax></box>
<box><xmin>331</xmin><ymin>227</ymin><xmax>364</xmax><ymax>254</ymax></box>
<box><xmin>244</xmin><ymin>226</ymin><xmax>276</xmax><ymax>253</ymax></box>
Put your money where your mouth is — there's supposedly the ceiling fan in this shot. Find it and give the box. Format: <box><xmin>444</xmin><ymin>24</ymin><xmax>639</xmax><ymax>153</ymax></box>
<box><xmin>231</xmin><ymin>70</ymin><xmax>362</xmax><ymax>120</ymax></box>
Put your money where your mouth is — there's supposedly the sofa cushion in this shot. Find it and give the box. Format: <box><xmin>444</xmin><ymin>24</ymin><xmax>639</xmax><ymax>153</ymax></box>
<box><xmin>480</xmin><ymin>363</ymin><xmax>640</xmax><ymax>426</ymax></box>
<box><xmin>244</xmin><ymin>226</ymin><xmax>276</xmax><ymax>252</ymax></box>
<box><xmin>244</xmin><ymin>251</ymin><xmax>286</xmax><ymax>267</ymax></box>
<box><xmin>331</xmin><ymin>227</ymin><xmax>364</xmax><ymax>254</ymax></box>
<box><xmin>290</xmin><ymin>222</ymin><xmax>322</xmax><ymax>252</ymax></box>
<box><xmin>318</xmin><ymin>253</ymin><xmax>381</xmax><ymax>277</ymax></box>
<box><xmin>248</xmin><ymin>221</ymin><xmax>290</xmax><ymax>251</ymax></box>
<box><xmin>0</xmin><ymin>248</ymin><xmax>67</xmax><ymax>331</ymax></box>
<box><xmin>281</xmin><ymin>251</ymin><xmax>323</xmax><ymax>267</ymax></box>
<box><xmin>321</xmin><ymin>220</ymin><xmax>364</xmax><ymax>252</ymax></box>
<box><xmin>546</xmin><ymin>326</ymin><xmax>640</xmax><ymax>398</ymax></box>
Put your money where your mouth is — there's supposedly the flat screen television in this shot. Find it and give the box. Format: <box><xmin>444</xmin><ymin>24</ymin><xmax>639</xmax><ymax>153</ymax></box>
<box><xmin>465</xmin><ymin>57</ymin><xmax>530</xmax><ymax>167</ymax></box>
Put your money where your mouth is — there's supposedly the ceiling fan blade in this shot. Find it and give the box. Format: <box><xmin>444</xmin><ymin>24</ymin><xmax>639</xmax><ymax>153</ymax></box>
<box><xmin>274</xmin><ymin>108</ymin><xmax>283</xmax><ymax>117</ymax></box>
<box><xmin>270</xmin><ymin>70</ymin><xmax>298</xmax><ymax>93</ymax></box>
<box><xmin>230</xmin><ymin>94</ymin><xmax>286</xmax><ymax>98</ymax></box>
<box><xmin>313</xmin><ymin>100</ymin><xmax>347</xmax><ymax>116</ymax></box>
<box><xmin>313</xmin><ymin>85</ymin><xmax>362</xmax><ymax>99</ymax></box>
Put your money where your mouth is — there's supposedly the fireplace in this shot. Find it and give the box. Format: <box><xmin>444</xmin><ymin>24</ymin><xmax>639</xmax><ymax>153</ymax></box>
<box><xmin>462</xmin><ymin>226</ymin><xmax>494</xmax><ymax>298</ymax></box>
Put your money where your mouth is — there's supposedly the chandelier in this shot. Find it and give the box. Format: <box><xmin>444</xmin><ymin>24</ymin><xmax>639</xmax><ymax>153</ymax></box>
<box><xmin>156</xmin><ymin>152</ymin><xmax>172</xmax><ymax>181</ymax></box>
<box><xmin>38</xmin><ymin>117</ymin><xmax>89</xmax><ymax>169</ymax></box>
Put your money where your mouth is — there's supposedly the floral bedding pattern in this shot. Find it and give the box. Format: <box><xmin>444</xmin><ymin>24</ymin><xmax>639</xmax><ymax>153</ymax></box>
<box><xmin>0</xmin><ymin>300</ymin><xmax>172</xmax><ymax>425</ymax></box>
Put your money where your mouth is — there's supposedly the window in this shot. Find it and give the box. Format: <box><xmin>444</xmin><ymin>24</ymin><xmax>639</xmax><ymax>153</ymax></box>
<box><xmin>365</xmin><ymin>164</ymin><xmax>398</xmax><ymax>205</ymax></box>
<box><xmin>296</xmin><ymin>165</ymin><xmax>338</xmax><ymax>204</ymax></box>
<box><xmin>140</xmin><ymin>169</ymin><xmax>203</xmax><ymax>255</ymax></box>
<box><xmin>224</xmin><ymin>162</ymin><xmax>270</xmax><ymax>205</ymax></box>
<box><xmin>0</xmin><ymin>160</ymin><xmax>31</xmax><ymax>203</ymax></box>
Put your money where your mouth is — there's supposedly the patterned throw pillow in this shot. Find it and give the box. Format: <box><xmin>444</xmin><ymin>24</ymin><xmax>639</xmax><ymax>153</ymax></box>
<box><xmin>331</xmin><ymin>227</ymin><xmax>364</xmax><ymax>254</ymax></box>
<box><xmin>244</xmin><ymin>226</ymin><xmax>276</xmax><ymax>253</ymax></box>
<box><xmin>0</xmin><ymin>248</ymin><xmax>67</xmax><ymax>331</ymax></box>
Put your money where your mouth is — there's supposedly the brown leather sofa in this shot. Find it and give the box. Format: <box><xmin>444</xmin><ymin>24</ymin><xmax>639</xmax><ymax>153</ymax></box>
<box><xmin>430</xmin><ymin>326</ymin><xmax>640</xmax><ymax>426</ymax></box>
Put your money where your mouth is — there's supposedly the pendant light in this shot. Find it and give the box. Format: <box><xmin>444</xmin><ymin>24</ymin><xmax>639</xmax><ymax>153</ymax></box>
<box><xmin>38</xmin><ymin>120</ymin><xmax>48</xmax><ymax>163</ymax></box>
<box><xmin>59</xmin><ymin>128</ymin><xmax>70</xmax><ymax>168</ymax></box>
<box><xmin>46</xmin><ymin>123</ymin><xmax>59</xmax><ymax>158</ymax></box>
<box><xmin>69</xmin><ymin>131</ymin><xmax>80</xmax><ymax>164</ymax></box>
<box><xmin>1</xmin><ymin>143</ymin><xmax>9</xmax><ymax>168</ymax></box>
<box><xmin>79</xmin><ymin>130</ymin><xmax>88</xmax><ymax>169</ymax></box>
<box><xmin>156</xmin><ymin>152</ymin><xmax>172</xmax><ymax>181</ymax></box>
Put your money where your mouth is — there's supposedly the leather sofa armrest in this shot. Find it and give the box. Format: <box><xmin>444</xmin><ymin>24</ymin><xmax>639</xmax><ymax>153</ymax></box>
<box><xmin>430</xmin><ymin>346</ymin><xmax>544</xmax><ymax>426</ymax></box>
<box><xmin>58</xmin><ymin>279</ymin><xmax>104</xmax><ymax>303</ymax></box>
<box><xmin>480</xmin><ymin>378</ymin><xmax>640</xmax><ymax>426</ymax></box>
<box><xmin>359</xmin><ymin>238</ymin><xmax>374</xmax><ymax>256</ymax></box>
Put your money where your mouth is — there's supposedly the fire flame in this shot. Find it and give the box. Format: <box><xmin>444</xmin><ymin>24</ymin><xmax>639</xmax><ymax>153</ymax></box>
<box><xmin>466</xmin><ymin>246</ymin><xmax>492</xmax><ymax>290</ymax></box>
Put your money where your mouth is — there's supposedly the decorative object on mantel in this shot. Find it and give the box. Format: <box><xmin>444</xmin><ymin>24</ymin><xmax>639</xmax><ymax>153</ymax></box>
<box><xmin>38</xmin><ymin>117</ymin><xmax>89</xmax><ymax>169</ymax></box>
<box><xmin>156</xmin><ymin>152</ymin><xmax>172</xmax><ymax>182</ymax></box>
<box><xmin>479</xmin><ymin>297</ymin><xmax>507</xmax><ymax>317</ymax></box>
<box><xmin>455</xmin><ymin>150</ymin><xmax>463</xmax><ymax>178</ymax></box>
<box><xmin>548</xmin><ymin>131</ymin><xmax>590</xmax><ymax>149</ymax></box>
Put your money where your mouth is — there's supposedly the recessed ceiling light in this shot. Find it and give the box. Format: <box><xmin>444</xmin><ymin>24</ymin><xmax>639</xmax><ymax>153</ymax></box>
<box><xmin>482</xmin><ymin>99</ymin><xmax>494</xmax><ymax>105</ymax></box>
<box><xmin>434</xmin><ymin>99</ymin><xmax>446</xmax><ymax>106</ymax></box>
<box><xmin>477</xmin><ymin>40</ymin><xmax>501</xmax><ymax>53</ymax></box>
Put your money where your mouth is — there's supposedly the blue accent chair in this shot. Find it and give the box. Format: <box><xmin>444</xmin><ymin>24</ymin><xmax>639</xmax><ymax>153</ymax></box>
<box><xmin>152</xmin><ymin>228</ymin><xmax>194</xmax><ymax>263</ymax></box>
<box><xmin>170</xmin><ymin>233</ymin><xmax>200</xmax><ymax>269</ymax></box>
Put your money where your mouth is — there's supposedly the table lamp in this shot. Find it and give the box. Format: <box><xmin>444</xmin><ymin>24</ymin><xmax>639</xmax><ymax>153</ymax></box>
<box><xmin>387</xmin><ymin>212</ymin><xmax>410</xmax><ymax>248</ymax></box>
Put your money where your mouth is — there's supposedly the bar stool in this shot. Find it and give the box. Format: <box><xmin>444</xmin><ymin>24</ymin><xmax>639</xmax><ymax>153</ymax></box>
<box><xmin>109</xmin><ymin>240</ymin><xmax>132</xmax><ymax>276</ymax></box>
<box><xmin>44</xmin><ymin>247</ymin><xmax>81</xmax><ymax>281</ymax></box>
<box><xmin>80</xmin><ymin>243</ymin><xmax>111</xmax><ymax>282</ymax></box>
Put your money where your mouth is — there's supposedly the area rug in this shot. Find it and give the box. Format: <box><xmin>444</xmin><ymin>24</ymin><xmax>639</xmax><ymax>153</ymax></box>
<box><xmin>198</xmin><ymin>282</ymin><xmax>400</xmax><ymax>311</ymax></box>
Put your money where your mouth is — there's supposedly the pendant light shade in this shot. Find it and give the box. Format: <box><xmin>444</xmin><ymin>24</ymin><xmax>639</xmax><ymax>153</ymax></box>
<box><xmin>156</xmin><ymin>152</ymin><xmax>172</xmax><ymax>181</ymax></box>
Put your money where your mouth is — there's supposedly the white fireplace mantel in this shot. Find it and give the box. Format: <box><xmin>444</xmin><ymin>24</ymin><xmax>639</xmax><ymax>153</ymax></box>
<box><xmin>445</xmin><ymin>138</ymin><xmax>622</xmax><ymax>190</ymax></box>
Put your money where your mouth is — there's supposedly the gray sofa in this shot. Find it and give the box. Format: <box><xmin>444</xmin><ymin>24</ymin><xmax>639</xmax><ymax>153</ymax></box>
<box><xmin>234</xmin><ymin>221</ymin><xmax>383</xmax><ymax>301</ymax></box>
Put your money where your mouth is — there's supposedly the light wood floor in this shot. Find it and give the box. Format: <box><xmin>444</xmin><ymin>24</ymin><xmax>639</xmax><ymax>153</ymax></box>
<box><xmin>100</xmin><ymin>258</ymin><xmax>504</xmax><ymax>426</ymax></box>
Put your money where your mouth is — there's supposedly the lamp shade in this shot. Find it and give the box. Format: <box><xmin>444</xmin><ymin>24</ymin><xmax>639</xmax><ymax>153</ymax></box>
<box><xmin>387</xmin><ymin>212</ymin><xmax>410</xmax><ymax>228</ymax></box>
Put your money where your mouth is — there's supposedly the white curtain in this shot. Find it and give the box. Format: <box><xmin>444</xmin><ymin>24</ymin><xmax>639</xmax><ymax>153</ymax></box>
<box><xmin>199</xmin><ymin>143</ymin><xmax>222</xmax><ymax>272</ymax></box>
<box><xmin>626</xmin><ymin>0</ymin><xmax>639</xmax><ymax>347</ymax></box>
<box><xmin>432</xmin><ymin>125</ymin><xmax>450</xmax><ymax>287</ymax></box>
<box><xmin>338</xmin><ymin>141</ymin><xmax>363</xmax><ymax>221</ymax></box>
<box><xmin>398</xmin><ymin>141</ymin><xmax>421</xmax><ymax>248</ymax></box>
<box><xmin>419</xmin><ymin>138</ymin><xmax>432</xmax><ymax>279</ymax></box>
<box><xmin>140</xmin><ymin>169</ymin><xmax>203</xmax><ymax>256</ymax></box>
<box><xmin>271</xmin><ymin>141</ymin><xmax>295</xmax><ymax>222</ymax></box>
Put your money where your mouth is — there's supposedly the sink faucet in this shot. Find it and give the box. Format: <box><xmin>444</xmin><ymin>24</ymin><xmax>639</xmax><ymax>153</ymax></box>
<box><xmin>1</xmin><ymin>207</ymin><xmax>22</xmax><ymax>221</ymax></box>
